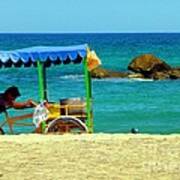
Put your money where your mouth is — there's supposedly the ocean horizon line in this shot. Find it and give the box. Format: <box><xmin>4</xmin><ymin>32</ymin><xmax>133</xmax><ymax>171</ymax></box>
<box><xmin>0</xmin><ymin>32</ymin><xmax>180</xmax><ymax>35</ymax></box>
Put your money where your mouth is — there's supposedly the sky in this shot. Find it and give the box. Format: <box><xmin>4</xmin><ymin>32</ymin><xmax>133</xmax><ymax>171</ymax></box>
<box><xmin>0</xmin><ymin>0</ymin><xmax>180</xmax><ymax>33</ymax></box>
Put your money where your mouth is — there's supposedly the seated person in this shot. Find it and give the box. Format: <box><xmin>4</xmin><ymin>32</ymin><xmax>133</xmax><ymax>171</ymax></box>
<box><xmin>0</xmin><ymin>86</ymin><xmax>36</xmax><ymax>113</ymax></box>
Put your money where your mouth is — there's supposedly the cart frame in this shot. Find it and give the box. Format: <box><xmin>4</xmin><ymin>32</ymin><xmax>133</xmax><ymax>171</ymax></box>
<box><xmin>0</xmin><ymin>44</ymin><xmax>96</xmax><ymax>134</ymax></box>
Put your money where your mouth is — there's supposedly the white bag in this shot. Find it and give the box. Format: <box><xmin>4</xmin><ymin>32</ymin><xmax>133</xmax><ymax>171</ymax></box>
<box><xmin>33</xmin><ymin>102</ymin><xmax>49</xmax><ymax>128</ymax></box>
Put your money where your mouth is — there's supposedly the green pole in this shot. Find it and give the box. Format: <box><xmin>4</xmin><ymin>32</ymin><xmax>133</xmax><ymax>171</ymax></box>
<box><xmin>83</xmin><ymin>57</ymin><xmax>93</xmax><ymax>133</ymax></box>
<box><xmin>37</xmin><ymin>61</ymin><xmax>47</xmax><ymax>101</ymax></box>
<box><xmin>37</xmin><ymin>60</ymin><xmax>47</xmax><ymax>132</ymax></box>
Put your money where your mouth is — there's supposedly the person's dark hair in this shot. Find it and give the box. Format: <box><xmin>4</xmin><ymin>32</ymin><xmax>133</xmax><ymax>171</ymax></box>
<box><xmin>4</xmin><ymin>86</ymin><xmax>21</xmax><ymax>98</ymax></box>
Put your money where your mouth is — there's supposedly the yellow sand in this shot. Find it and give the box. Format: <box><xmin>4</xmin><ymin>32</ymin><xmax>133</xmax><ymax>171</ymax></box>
<box><xmin>0</xmin><ymin>134</ymin><xmax>180</xmax><ymax>180</ymax></box>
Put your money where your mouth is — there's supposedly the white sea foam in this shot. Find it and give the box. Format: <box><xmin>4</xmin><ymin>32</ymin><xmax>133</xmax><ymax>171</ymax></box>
<box><xmin>93</xmin><ymin>78</ymin><xmax>130</xmax><ymax>82</ymax></box>
<box><xmin>59</xmin><ymin>74</ymin><xmax>84</xmax><ymax>80</ymax></box>
<box><xmin>129</xmin><ymin>78</ymin><xmax>154</xmax><ymax>82</ymax></box>
<box><xmin>93</xmin><ymin>77</ymin><xmax>154</xmax><ymax>82</ymax></box>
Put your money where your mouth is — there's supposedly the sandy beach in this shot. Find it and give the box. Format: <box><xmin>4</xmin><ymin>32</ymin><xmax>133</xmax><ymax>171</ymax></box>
<box><xmin>0</xmin><ymin>133</ymin><xmax>180</xmax><ymax>180</ymax></box>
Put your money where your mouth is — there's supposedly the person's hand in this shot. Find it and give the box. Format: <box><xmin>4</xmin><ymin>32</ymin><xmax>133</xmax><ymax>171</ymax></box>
<box><xmin>26</xmin><ymin>99</ymin><xmax>38</xmax><ymax>107</ymax></box>
<box><xmin>43</xmin><ymin>101</ymin><xmax>50</xmax><ymax>108</ymax></box>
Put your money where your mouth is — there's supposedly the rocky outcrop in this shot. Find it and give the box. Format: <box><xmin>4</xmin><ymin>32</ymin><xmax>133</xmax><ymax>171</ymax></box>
<box><xmin>151</xmin><ymin>71</ymin><xmax>170</xmax><ymax>80</ymax></box>
<box><xmin>128</xmin><ymin>54</ymin><xmax>171</xmax><ymax>78</ymax></box>
<box><xmin>90</xmin><ymin>54</ymin><xmax>180</xmax><ymax>80</ymax></box>
<box><xmin>90</xmin><ymin>67</ymin><xmax>129</xmax><ymax>78</ymax></box>
<box><xmin>127</xmin><ymin>54</ymin><xmax>180</xmax><ymax>80</ymax></box>
<box><xmin>168</xmin><ymin>68</ymin><xmax>180</xmax><ymax>79</ymax></box>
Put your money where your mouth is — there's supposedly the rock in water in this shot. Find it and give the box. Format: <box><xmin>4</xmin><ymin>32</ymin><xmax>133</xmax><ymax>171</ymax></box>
<box><xmin>128</xmin><ymin>54</ymin><xmax>171</xmax><ymax>78</ymax></box>
<box><xmin>169</xmin><ymin>68</ymin><xmax>180</xmax><ymax>79</ymax></box>
<box><xmin>90</xmin><ymin>66</ymin><xmax>129</xmax><ymax>78</ymax></box>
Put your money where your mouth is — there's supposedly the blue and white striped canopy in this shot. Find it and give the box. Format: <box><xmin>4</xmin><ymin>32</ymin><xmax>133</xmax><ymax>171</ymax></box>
<box><xmin>0</xmin><ymin>44</ymin><xmax>88</xmax><ymax>68</ymax></box>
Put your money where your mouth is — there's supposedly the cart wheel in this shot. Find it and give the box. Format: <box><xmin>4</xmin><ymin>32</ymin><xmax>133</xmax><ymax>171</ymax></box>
<box><xmin>0</xmin><ymin>127</ymin><xmax>5</xmax><ymax>135</ymax></box>
<box><xmin>45</xmin><ymin>117</ymin><xmax>88</xmax><ymax>134</ymax></box>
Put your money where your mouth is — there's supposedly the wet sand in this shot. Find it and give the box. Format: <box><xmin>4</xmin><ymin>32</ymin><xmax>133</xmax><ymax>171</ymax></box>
<box><xmin>0</xmin><ymin>133</ymin><xmax>180</xmax><ymax>180</ymax></box>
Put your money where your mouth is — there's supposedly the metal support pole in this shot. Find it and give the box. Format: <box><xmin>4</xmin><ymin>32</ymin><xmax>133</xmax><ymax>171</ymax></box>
<box><xmin>37</xmin><ymin>61</ymin><xmax>47</xmax><ymax>101</ymax></box>
<box><xmin>37</xmin><ymin>61</ymin><xmax>47</xmax><ymax>133</ymax></box>
<box><xmin>83</xmin><ymin>58</ymin><xmax>93</xmax><ymax>133</ymax></box>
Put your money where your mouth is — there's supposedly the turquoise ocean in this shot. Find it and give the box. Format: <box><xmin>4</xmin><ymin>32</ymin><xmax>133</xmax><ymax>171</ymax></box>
<box><xmin>0</xmin><ymin>33</ymin><xmax>180</xmax><ymax>134</ymax></box>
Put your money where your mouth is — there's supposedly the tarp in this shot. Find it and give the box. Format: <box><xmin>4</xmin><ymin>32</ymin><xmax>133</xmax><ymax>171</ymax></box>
<box><xmin>0</xmin><ymin>44</ymin><xmax>87</xmax><ymax>67</ymax></box>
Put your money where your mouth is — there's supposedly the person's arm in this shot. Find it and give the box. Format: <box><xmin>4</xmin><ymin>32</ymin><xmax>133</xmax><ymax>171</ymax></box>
<box><xmin>11</xmin><ymin>99</ymin><xmax>36</xmax><ymax>109</ymax></box>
